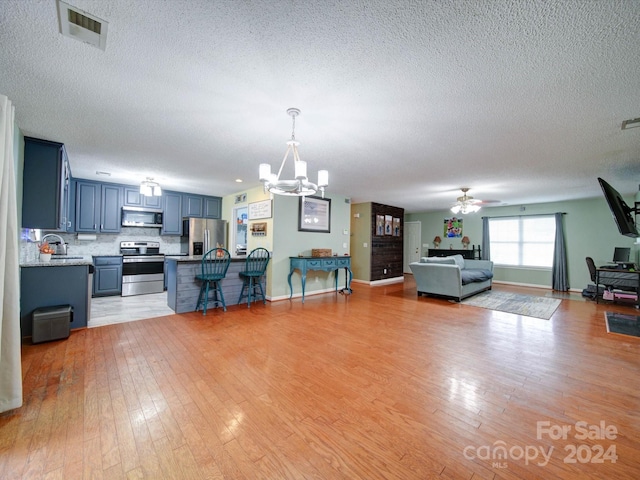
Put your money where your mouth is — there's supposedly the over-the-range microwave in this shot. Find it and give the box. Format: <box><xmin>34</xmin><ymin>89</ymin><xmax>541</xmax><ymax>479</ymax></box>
<box><xmin>121</xmin><ymin>206</ymin><xmax>163</xmax><ymax>227</ymax></box>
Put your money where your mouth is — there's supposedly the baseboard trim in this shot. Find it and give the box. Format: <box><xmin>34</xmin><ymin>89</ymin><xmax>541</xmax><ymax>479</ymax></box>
<box><xmin>492</xmin><ymin>280</ymin><xmax>582</xmax><ymax>293</ymax></box>
<box><xmin>352</xmin><ymin>277</ymin><xmax>404</xmax><ymax>286</ymax></box>
<box><xmin>269</xmin><ymin>286</ymin><xmax>344</xmax><ymax>302</ymax></box>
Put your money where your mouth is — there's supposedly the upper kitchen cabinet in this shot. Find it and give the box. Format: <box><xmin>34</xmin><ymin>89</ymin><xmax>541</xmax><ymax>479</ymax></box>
<box><xmin>203</xmin><ymin>196</ymin><xmax>221</xmax><ymax>218</ymax></box>
<box><xmin>162</xmin><ymin>191</ymin><xmax>182</xmax><ymax>235</ymax></box>
<box><xmin>75</xmin><ymin>180</ymin><xmax>122</xmax><ymax>233</ymax></box>
<box><xmin>182</xmin><ymin>194</ymin><xmax>203</xmax><ymax>218</ymax></box>
<box><xmin>123</xmin><ymin>186</ymin><xmax>163</xmax><ymax>209</ymax></box>
<box><xmin>22</xmin><ymin>137</ymin><xmax>71</xmax><ymax>231</ymax></box>
<box><xmin>182</xmin><ymin>194</ymin><xmax>221</xmax><ymax>219</ymax></box>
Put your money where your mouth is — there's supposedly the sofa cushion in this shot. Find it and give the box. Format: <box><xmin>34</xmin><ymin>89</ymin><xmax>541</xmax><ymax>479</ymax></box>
<box><xmin>424</xmin><ymin>256</ymin><xmax>457</xmax><ymax>265</ymax></box>
<box><xmin>461</xmin><ymin>269</ymin><xmax>494</xmax><ymax>285</ymax></box>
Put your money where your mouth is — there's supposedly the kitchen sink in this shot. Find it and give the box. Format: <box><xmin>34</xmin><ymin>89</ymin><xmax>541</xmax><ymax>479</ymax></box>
<box><xmin>51</xmin><ymin>256</ymin><xmax>85</xmax><ymax>260</ymax></box>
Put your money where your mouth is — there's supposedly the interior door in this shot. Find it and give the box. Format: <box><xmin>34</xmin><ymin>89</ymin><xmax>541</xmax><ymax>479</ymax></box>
<box><xmin>404</xmin><ymin>221</ymin><xmax>421</xmax><ymax>273</ymax></box>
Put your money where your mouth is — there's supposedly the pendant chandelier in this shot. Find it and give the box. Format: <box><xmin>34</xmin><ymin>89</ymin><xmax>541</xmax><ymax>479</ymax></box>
<box><xmin>450</xmin><ymin>188</ymin><xmax>480</xmax><ymax>214</ymax></box>
<box><xmin>139</xmin><ymin>177</ymin><xmax>162</xmax><ymax>196</ymax></box>
<box><xmin>259</xmin><ymin>108</ymin><xmax>328</xmax><ymax>197</ymax></box>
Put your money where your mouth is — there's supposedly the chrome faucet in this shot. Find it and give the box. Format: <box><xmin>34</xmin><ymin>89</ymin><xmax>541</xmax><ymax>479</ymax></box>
<box><xmin>41</xmin><ymin>233</ymin><xmax>67</xmax><ymax>255</ymax></box>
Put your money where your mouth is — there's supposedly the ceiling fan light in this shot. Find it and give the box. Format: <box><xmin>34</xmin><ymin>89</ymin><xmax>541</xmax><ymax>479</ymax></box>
<box><xmin>450</xmin><ymin>205</ymin><xmax>461</xmax><ymax>214</ymax></box>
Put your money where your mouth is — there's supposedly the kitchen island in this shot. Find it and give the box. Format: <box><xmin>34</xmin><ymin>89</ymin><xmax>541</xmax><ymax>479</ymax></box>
<box><xmin>165</xmin><ymin>256</ymin><xmax>258</xmax><ymax>313</ymax></box>
<box><xmin>20</xmin><ymin>256</ymin><xmax>94</xmax><ymax>337</ymax></box>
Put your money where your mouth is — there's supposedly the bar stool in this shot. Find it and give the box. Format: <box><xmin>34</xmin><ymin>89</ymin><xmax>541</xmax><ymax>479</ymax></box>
<box><xmin>237</xmin><ymin>247</ymin><xmax>270</xmax><ymax>307</ymax></box>
<box><xmin>195</xmin><ymin>248</ymin><xmax>231</xmax><ymax>314</ymax></box>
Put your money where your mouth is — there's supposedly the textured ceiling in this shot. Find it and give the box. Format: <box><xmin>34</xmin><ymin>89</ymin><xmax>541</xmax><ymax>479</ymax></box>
<box><xmin>1</xmin><ymin>0</ymin><xmax>639</xmax><ymax>213</ymax></box>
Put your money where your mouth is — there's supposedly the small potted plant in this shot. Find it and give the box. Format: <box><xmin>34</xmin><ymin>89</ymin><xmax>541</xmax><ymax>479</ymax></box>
<box><xmin>39</xmin><ymin>242</ymin><xmax>55</xmax><ymax>262</ymax></box>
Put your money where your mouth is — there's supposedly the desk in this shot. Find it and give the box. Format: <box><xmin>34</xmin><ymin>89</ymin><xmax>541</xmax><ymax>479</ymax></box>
<box><xmin>595</xmin><ymin>268</ymin><xmax>639</xmax><ymax>308</ymax></box>
<box><xmin>288</xmin><ymin>256</ymin><xmax>352</xmax><ymax>303</ymax></box>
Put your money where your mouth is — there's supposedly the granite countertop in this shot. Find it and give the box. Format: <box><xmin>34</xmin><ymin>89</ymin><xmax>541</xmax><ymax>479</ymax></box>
<box><xmin>166</xmin><ymin>255</ymin><xmax>246</xmax><ymax>263</ymax></box>
<box><xmin>20</xmin><ymin>255</ymin><xmax>95</xmax><ymax>267</ymax></box>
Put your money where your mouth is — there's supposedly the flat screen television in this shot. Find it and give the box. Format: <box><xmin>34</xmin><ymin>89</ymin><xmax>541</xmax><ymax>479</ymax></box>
<box><xmin>598</xmin><ymin>177</ymin><xmax>639</xmax><ymax>238</ymax></box>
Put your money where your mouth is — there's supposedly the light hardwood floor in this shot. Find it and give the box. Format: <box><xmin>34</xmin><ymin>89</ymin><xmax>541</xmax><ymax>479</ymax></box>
<box><xmin>89</xmin><ymin>292</ymin><xmax>175</xmax><ymax>328</ymax></box>
<box><xmin>2</xmin><ymin>278</ymin><xmax>640</xmax><ymax>479</ymax></box>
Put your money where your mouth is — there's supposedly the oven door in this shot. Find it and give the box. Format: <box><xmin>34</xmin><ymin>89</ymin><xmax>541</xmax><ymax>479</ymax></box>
<box><xmin>122</xmin><ymin>256</ymin><xmax>165</xmax><ymax>296</ymax></box>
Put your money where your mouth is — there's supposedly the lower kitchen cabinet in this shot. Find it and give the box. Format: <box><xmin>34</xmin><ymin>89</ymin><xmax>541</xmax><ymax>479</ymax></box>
<box><xmin>20</xmin><ymin>265</ymin><xmax>90</xmax><ymax>338</ymax></box>
<box><xmin>93</xmin><ymin>256</ymin><xmax>123</xmax><ymax>296</ymax></box>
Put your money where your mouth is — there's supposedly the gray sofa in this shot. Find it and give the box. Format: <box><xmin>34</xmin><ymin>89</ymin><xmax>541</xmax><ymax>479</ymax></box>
<box><xmin>409</xmin><ymin>254</ymin><xmax>494</xmax><ymax>302</ymax></box>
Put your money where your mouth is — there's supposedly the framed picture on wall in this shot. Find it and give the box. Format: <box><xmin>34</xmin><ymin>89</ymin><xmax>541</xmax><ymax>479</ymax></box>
<box><xmin>392</xmin><ymin>217</ymin><xmax>400</xmax><ymax>236</ymax></box>
<box><xmin>384</xmin><ymin>215</ymin><xmax>393</xmax><ymax>235</ymax></box>
<box><xmin>444</xmin><ymin>217</ymin><xmax>463</xmax><ymax>237</ymax></box>
<box><xmin>248</xmin><ymin>199</ymin><xmax>272</xmax><ymax>220</ymax></box>
<box><xmin>298</xmin><ymin>196</ymin><xmax>331</xmax><ymax>233</ymax></box>
<box><xmin>376</xmin><ymin>215</ymin><xmax>384</xmax><ymax>236</ymax></box>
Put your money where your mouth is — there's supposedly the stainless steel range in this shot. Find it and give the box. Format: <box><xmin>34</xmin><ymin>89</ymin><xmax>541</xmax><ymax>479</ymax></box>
<box><xmin>120</xmin><ymin>241</ymin><xmax>165</xmax><ymax>296</ymax></box>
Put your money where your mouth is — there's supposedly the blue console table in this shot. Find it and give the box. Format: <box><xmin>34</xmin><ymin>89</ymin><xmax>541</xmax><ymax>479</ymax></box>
<box><xmin>288</xmin><ymin>256</ymin><xmax>353</xmax><ymax>303</ymax></box>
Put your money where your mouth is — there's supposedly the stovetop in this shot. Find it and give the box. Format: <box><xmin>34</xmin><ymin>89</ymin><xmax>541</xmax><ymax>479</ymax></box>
<box><xmin>120</xmin><ymin>240</ymin><xmax>163</xmax><ymax>257</ymax></box>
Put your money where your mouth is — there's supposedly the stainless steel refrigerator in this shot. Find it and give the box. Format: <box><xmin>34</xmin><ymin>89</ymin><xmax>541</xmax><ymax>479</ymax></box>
<box><xmin>181</xmin><ymin>218</ymin><xmax>228</xmax><ymax>256</ymax></box>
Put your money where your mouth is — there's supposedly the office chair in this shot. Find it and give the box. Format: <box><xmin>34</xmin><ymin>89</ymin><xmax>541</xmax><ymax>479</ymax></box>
<box><xmin>586</xmin><ymin>257</ymin><xmax>597</xmax><ymax>283</ymax></box>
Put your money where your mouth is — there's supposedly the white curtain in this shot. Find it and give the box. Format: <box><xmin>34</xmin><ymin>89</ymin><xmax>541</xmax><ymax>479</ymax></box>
<box><xmin>0</xmin><ymin>94</ymin><xmax>22</xmax><ymax>413</ymax></box>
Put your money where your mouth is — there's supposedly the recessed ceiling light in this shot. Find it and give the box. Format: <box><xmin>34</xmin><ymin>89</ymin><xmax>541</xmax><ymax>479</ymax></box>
<box><xmin>235</xmin><ymin>178</ymin><xmax>243</xmax><ymax>183</ymax></box>
<box><xmin>621</xmin><ymin>117</ymin><xmax>640</xmax><ymax>130</ymax></box>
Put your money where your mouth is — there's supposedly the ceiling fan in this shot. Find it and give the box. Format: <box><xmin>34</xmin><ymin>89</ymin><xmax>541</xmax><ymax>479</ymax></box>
<box><xmin>450</xmin><ymin>188</ymin><xmax>499</xmax><ymax>214</ymax></box>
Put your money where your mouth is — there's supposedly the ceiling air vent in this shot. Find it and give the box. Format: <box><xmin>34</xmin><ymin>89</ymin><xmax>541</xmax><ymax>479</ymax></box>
<box><xmin>57</xmin><ymin>1</ymin><xmax>108</xmax><ymax>51</ymax></box>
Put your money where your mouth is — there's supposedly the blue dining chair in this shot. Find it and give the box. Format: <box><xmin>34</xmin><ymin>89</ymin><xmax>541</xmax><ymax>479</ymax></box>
<box><xmin>195</xmin><ymin>248</ymin><xmax>231</xmax><ymax>314</ymax></box>
<box><xmin>237</xmin><ymin>247</ymin><xmax>270</xmax><ymax>307</ymax></box>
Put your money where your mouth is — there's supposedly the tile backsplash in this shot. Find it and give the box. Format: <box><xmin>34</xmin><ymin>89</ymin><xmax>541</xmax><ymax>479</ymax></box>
<box><xmin>21</xmin><ymin>227</ymin><xmax>182</xmax><ymax>263</ymax></box>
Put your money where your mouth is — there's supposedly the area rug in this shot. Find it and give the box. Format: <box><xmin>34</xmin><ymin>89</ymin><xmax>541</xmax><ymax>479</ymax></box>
<box><xmin>604</xmin><ymin>312</ymin><xmax>640</xmax><ymax>338</ymax></box>
<box><xmin>461</xmin><ymin>291</ymin><xmax>561</xmax><ymax>320</ymax></box>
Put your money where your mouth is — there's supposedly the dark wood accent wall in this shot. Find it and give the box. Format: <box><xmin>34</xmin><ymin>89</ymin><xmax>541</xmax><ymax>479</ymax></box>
<box><xmin>370</xmin><ymin>202</ymin><xmax>404</xmax><ymax>281</ymax></box>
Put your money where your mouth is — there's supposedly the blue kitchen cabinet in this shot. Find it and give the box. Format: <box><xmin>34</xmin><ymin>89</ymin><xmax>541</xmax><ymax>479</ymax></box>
<box><xmin>75</xmin><ymin>180</ymin><xmax>122</xmax><ymax>233</ymax></box>
<box><xmin>101</xmin><ymin>184</ymin><xmax>123</xmax><ymax>232</ymax></box>
<box><xmin>93</xmin><ymin>256</ymin><xmax>123</xmax><ymax>296</ymax></box>
<box><xmin>162</xmin><ymin>191</ymin><xmax>182</xmax><ymax>235</ymax></box>
<box><xmin>20</xmin><ymin>265</ymin><xmax>89</xmax><ymax>337</ymax></box>
<box><xmin>123</xmin><ymin>186</ymin><xmax>163</xmax><ymax>209</ymax></box>
<box><xmin>182</xmin><ymin>194</ymin><xmax>221</xmax><ymax>218</ymax></box>
<box><xmin>22</xmin><ymin>137</ymin><xmax>72</xmax><ymax>231</ymax></box>
<box><xmin>203</xmin><ymin>196</ymin><xmax>221</xmax><ymax>218</ymax></box>
<box><xmin>182</xmin><ymin>194</ymin><xmax>203</xmax><ymax>218</ymax></box>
